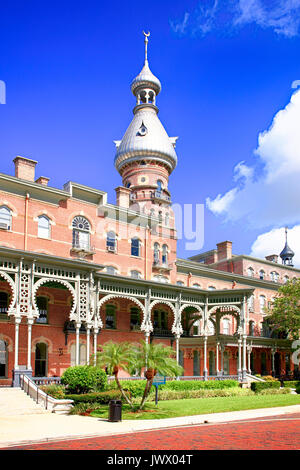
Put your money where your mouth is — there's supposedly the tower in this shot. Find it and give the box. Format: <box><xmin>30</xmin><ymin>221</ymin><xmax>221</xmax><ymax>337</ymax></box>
<box><xmin>280</xmin><ymin>227</ymin><xmax>294</xmax><ymax>267</ymax></box>
<box><xmin>114</xmin><ymin>32</ymin><xmax>178</xmax><ymax>226</ymax></box>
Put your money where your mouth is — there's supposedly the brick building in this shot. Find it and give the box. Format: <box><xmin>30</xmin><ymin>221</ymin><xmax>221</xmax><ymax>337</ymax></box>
<box><xmin>0</xmin><ymin>34</ymin><xmax>299</xmax><ymax>386</ymax></box>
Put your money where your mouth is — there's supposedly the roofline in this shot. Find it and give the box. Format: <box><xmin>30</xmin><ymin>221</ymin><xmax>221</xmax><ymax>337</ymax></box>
<box><xmin>0</xmin><ymin>173</ymin><xmax>70</xmax><ymax>198</ymax></box>
<box><xmin>209</xmin><ymin>254</ymin><xmax>300</xmax><ymax>273</ymax></box>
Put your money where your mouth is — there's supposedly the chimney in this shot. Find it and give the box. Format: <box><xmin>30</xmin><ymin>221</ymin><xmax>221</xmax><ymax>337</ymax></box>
<box><xmin>35</xmin><ymin>176</ymin><xmax>50</xmax><ymax>186</ymax></box>
<box><xmin>115</xmin><ymin>186</ymin><xmax>131</xmax><ymax>209</ymax></box>
<box><xmin>265</xmin><ymin>254</ymin><xmax>278</xmax><ymax>263</ymax></box>
<box><xmin>13</xmin><ymin>156</ymin><xmax>37</xmax><ymax>182</ymax></box>
<box><xmin>216</xmin><ymin>241</ymin><xmax>232</xmax><ymax>262</ymax></box>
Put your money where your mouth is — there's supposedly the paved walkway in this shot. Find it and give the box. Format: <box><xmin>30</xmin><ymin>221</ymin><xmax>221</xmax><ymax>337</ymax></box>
<box><xmin>1</xmin><ymin>404</ymin><xmax>300</xmax><ymax>448</ymax></box>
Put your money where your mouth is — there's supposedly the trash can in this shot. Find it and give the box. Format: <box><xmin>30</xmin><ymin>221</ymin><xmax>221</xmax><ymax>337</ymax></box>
<box><xmin>108</xmin><ymin>400</ymin><xmax>122</xmax><ymax>422</ymax></box>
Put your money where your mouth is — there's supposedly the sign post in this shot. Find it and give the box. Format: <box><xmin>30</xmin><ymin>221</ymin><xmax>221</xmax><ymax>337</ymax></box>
<box><xmin>152</xmin><ymin>375</ymin><xmax>166</xmax><ymax>405</ymax></box>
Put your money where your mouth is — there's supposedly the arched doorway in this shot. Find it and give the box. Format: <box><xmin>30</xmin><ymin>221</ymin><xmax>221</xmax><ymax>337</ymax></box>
<box><xmin>35</xmin><ymin>343</ymin><xmax>48</xmax><ymax>377</ymax></box>
<box><xmin>0</xmin><ymin>340</ymin><xmax>7</xmax><ymax>377</ymax></box>
<box><xmin>193</xmin><ymin>350</ymin><xmax>200</xmax><ymax>376</ymax></box>
<box><xmin>209</xmin><ymin>351</ymin><xmax>215</xmax><ymax>375</ymax></box>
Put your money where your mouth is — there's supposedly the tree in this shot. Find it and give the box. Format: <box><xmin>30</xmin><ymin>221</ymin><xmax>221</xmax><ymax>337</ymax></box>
<box><xmin>134</xmin><ymin>341</ymin><xmax>183</xmax><ymax>411</ymax></box>
<box><xmin>96</xmin><ymin>341</ymin><xmax>135</xmax><ymax>409</ymax></box>
<box><xmin>266</xmin><ymin>279</ymin><xmax>300</xmax><ymax>340</ymax></box>
<box><xmin>182</xmin><ymin>307</ymin><xmax>202</xmax><ymax>335</ymax></box>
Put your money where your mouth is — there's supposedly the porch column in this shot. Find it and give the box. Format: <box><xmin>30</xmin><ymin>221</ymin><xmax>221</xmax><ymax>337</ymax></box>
<box><xmin>93</xmin><ymin>328</ymin><xmax>99</xmax><ymax>366</ymax></box>
<box><xmin>242</xmin><ymin>335</ymin><xmax>247</xmax><ymax>381</ymax></box>
<box><xmin>75</xmin><ymin>322</ymin><xmax>81</xmax><ymax>366</ymax></box>
<box><xmin>86</xmin><ymin>324</ymin><xmax>91</xmax><ymax>365</ymax></box>
<box><xmin>247</xmin><ymin>342</ymin><xmax>252</xmax><ymax>374</ymax></box>
<box><xmin>203</xmin><ymin>335</ymin><xmax>208</xmax><ymax>380</ymax></box>
<box><xmin>237</xmin><ymin>337</ymin><xmax>242</xmax><ymax>381</ymax></box>
<box><xmin>271</xmin><ymin>346</ymin><xmax>276</xmax><ymax>377</ymax></box>
<box><xmin>27</xmin><ymin>318</ymin><xmax>34</xmax><ymax>370</ymax></box>
<box><xmin>220</xmin><ymin>343</ymin><xmax>225</xmax><ymax>375</ymax></box>
<box><xmin>216</xmin><ymin>342</ymin><xmax>220</xmax><ymax>376</ymax></box>
<box><xmin>14</xmin><ymin>317</ymin><xmax>21</xmax><ymax>370</ymax></box>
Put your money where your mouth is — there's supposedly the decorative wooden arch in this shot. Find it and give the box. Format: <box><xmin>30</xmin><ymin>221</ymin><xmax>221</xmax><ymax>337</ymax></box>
<box><xmin>33</xmin><ymin>278</ymin><xmax>77</xmax><ymax>320</ymax></box>
<box><xmin>0</xmin><ymin>271</ymin><xmax>16</xmax><ymax>314</ymax></box>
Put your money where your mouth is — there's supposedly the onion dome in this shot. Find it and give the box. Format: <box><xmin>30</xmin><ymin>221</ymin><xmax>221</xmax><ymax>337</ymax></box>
<box><xmin>114</xmin><ymin>32</ymin><xmax>178</xmax><ymax>175</ymax></box>
<box><xmin>280</xmin><ymin>227</ymin><xmax>295</xmax><ymax>266</ymax></box>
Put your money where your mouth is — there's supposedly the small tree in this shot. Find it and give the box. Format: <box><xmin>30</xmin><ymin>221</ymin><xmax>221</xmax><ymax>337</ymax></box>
<box><xmin>96</xmin><ymin>341</ymin><xmax>135</xmax><ymax>409</ymax></box>
<box><xmin>134</xmin><ymin>341</ymin><xmax>183</xmax><ymax>410</ymax></box>
<box><xmin>266</xmin><ymin>279</ymin><xmax>300</xmax><ymax>340</ymax></box>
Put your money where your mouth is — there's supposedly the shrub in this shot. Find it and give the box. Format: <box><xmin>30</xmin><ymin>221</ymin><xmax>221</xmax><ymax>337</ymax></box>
<box><xmin>61</xmin><ymin>366</ymin><xmax>108</xmax><ymax>394</ymax></box>
<box><xmin>137</xmin><ymin>387</ymin><xmax>254</xmax><ymax>402</ymax></box>
<box><xmin>296</xmin><ymin>384</ymin><xmax>300</xmax><ymax>394</ymax></box>
<box><xmin>283</xmin><ymin>381</ymin><xmax>300</xmax><ymax>389</ymax></box>
<box><xmin>40</xmin><ymin>384</ymin><xmax>66</xmax><ymax>399</ymax></box>
<box><xmin>160</xmin><ymin>379</ymin><xmax>239</xmax><ymax>392</ymax></box>
<box><xmin>66</xmin><ymin>390</ymin><xmax>122</xmax><ymax>404</ymax></box>
<box><xmin>258</xmin><ymin>388</ymin><xmax>291</xmax><ymax>395</ymax></box>
<box><xmin>251</xmin><ymin>381</ymin><xmax>281</xmax><ymax>393</ymax></box>
<box><xmin>107</xmin><ymin>380</ymin><xmax>147</xmax><ymax>398</ymax></box>
<box><xmin>69</xmin><ymin>402</ymin><xmax>105</xmax><ymax>415</ymax></box>
<box><xmin>262</xmin><ymin>376</ymin><xmax>279</xmax><ymax>382</ymax></box>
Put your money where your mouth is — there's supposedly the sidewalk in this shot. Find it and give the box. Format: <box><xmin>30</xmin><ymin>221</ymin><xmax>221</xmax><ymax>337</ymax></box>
<box><xmin>1</xmin><ymin>404</ymin><xmax>300</xmax><ymax>448</ymax></box>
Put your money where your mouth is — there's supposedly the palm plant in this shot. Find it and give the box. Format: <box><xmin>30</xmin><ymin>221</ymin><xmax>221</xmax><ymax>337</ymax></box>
<box><xmin>96</xmin><ymin>340</ymin><xmax>135</xmax><ymax>408</ymax></box>
<box><xmin>134</xmin><ymin>341</ymin><xmax>183</xmax><ymax>410</ymax></box>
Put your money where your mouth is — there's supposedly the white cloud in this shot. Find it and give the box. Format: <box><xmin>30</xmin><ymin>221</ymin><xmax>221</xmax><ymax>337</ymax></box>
<box><xmin>250</xmin><ymin>225</ymin><xmax>299</xmax><ymax>267</ymax></box>
<box><xmin>206</xmin><ymin>88</ymin><xmax>300</xmax><ymax>229</ymax></box>
<box><xmin>170</xmin><ymin>0</ymin><xmax>300</xmax><ymax>37</ymax></box>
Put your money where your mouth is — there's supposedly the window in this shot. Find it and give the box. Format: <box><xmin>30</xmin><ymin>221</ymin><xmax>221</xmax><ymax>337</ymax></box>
<box><xmin>259</xmin><ymin>295</ymin><xmax>266</xmax><ymax>313</ymax></box>
<box><xmin>70</xmin><ymin>343</ymin><xmax>87</xmax><ymax>366</ymax></box>
<box><xmin>153</xmin><ymin>243</ymin><xmax>160</xmax><ymax>265</ymax></box>
<box><xmin>223</xmin><ymin>318</ymin><xmax>230</xmax><ymax>335</ymax></box>
<box><xmin>259</xmin><ymin>270</ymin><xmax>265</xmax><ymax>280</ymax></box>
<box><xmin>35</xmin><ymin>342</ymin><xmax>48</xmax><ymax>377</ymax></box>
<box><xmin>131</xmin><ymin>270</ymin><xmax>142</xmax><ymax>279</ymax></box>
<box><xmin>165</xmin><ymin>213</ymin><xmax>169</xmax><ymax>226</ymax></box>
<box><xmin>72</xmin><ymin>216</ymin><xmax>90</xmax><ymax>251</ymax></box>
<box><xmin>153</xmin><ymin>275</ymin><xmax>168</xmax><ymax>283</ymax></box>
<box><xmin>193</xmin><ymin>283</ymin><xmax>201</xmax><ymax>288</ymax></box>
<box><xmin>248</xmin><ymin>294</ymin><xmax>254</xmax><ymax>311</ymax></box>
<box><xmin>156</xmin><ymin>180</ymin><xmax>163</xmax><ymax>192</ymax></box>
<box><xmin>38</xmin><ymin>215</ymin><xmax>51</xmax><ymax>239</ymax></box>
<box><xmin>207</xmin><ymin>319</ymin><xmax>215</xmax><ymax>335</ymax></box>
<box><xmin>105</xmin><ymin>305</ymin><xmax>116</xmax><ymax>329</ymax></box>
<box><xmin>106</xmin><ymin>266</ymin><xmax>117</xmax><ymax>275</ymax></box>
<box><xmin>247</xmin><ymin>267</ymin><xmax>254</xmax><ymax>277</ymax></box>
<box><xmin>0</xmin><ymin>206</ymin><xmax>12</xmax><ymax>230</ymax></box>
<box><xmin>0</xmin><ymin>292</ymin><xmax>8</xmax><ymax>314</ymax></box>
<box><xmin>176</xmin><ymin>281</ymin><xmax>184</xmax><ymax>286</ymax></box>
<box><xmin>106</xmin><ymin>231</ymin><xmax>116</xmax><ymax>252</ymax></box>
<box><xmin>283</xmin><ymin>275</ymin><xmax>289</xmax><ymax>284</ymax></box>
<box><xmin>192</xmin><ymin>320</ymin><xmax>200</xmax><ymax>336</ymax></box>
<box><xmin>208</xmin><ymin>286</ymin><xmax>216</xmax><ymax>290</ymax></box>
<box><xmin>36</xmin><ymin>296</ymin><xmax>48</xmax><ymax>324</ymax></box>
<box><xmin>249</xmin><ymin>320</ymin><xmax>255</xmax><ymax>336</ymax></box>
<box><xmin>153</xmin><ymin>310</ymin><xmax>168</xmax><ymax>330</ymax></box>
<box><xmin>0</xmin><ymin>340</ymin><xmax>7</xmax><ymax>377</ymax></box>
<box><xmin>270</xmin><ymin>271</ymin><xmax>279</xmax><ymax>283</ymax></box>
<box><xmin>130</xmin><ymin>307</ymin><xmax>140</xmax><ymax>330</ymax></box>
<box><xmin>131</xmin><ymin>238</ymin><xmax>140</xmax><ymax>257</ymax></box>
<box><xmin>162</xmin><ymin>244</ymin><xmax>168</xmax><ymax>265</ymax></box>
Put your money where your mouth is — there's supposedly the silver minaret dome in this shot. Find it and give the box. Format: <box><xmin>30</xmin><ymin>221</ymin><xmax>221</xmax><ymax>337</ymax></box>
<box><xmin>114</xmin><ymin>32</ymin><xmax>178</xmax><ymax>175</ymax></box>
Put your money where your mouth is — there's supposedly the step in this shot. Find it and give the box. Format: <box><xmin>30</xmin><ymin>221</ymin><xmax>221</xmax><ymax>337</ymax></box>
<box><xmin>0</xmin><ymin>387</ymin><xmax>51</xmax><ymax>416</ymax></box>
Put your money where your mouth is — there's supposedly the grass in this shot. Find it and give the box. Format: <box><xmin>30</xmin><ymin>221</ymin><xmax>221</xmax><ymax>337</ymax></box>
<box><xmin>89</xmin><ymin>394</ymin><xmax>300</xmax><ymax>420</ymax></box>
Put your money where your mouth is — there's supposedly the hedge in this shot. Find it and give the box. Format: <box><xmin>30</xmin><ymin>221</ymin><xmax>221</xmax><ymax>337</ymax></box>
<box><xmin>251</xmin><ymin>381</ymin><xmax>281</xmax><ymax>393</ymax></box>
<box><xmin>66</xmin><ymin>390</ymin><xmax>122</xmax><ymax>404</ymax></box>
<box><xmin>160</xmin><ymin>380</ymin><xmax>239</xmax><ymax>391</ymax></box>
<box><xmin>283</xmin><ymin>381</ymin><xmax>300</xmax><ymax>389</ymax></box>
<box><xmin>107</xmin><ymin>380</ymin><xmax>147</xmax><ymax>397</ymax></box>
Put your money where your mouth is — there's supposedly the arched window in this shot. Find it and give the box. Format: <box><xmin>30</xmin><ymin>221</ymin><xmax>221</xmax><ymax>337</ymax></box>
<box><xmin>248</xmin><ymin>294</ymin><xmax>254</xmax><ymax>311</ymax></box>
<box><xmin>130</xmin><ymin>307</ymin><xmax>140</xmax><ymax>330</ymax></box>
<box><xmin>208</xmin><ymin>286</ymin><xmax>216</xmax><ymax>291</ymax></box>
<box><xmin>270</xmin><ymin>271</ymin><xmax>279</xmax><ymax>283</ymax></box>
<box><xmin>162</xmin><ymin>245</ymin><xmax>168</xmax><ymax>265</ymax></box>
<box><xmin>259</xmin><ymin>270</ymin><xmax>265</xmax><ymax>280</ymax></box>
<box><xmin>0</xmin><ymin>340</ymin><xmax>7</xmax><ymax>377</ymax></box>
<box><xmin>193</xmin><ymin>350</ymin><xmax>200</xmax><ymax>376</ymax></box>
<box><xmin>153</xmin><ymin>243</ymin><xmax>160</xmax><ymax>265</ymax></box>
<box><xmin>36</xmin><ymin>296</ymin><xmax>48</xmax><ymax>324</ymax></box>
<box><xmin>259</xmin><ymin>295</ymin><xmax>266</xmax><ymax>313</ymax></box>
<box><xmin>247</xmin><ymin>267</ymin><xmax>254</xmax><ymax>277</ymax></box>
<box><xmin>223</xmin><ymin>318</ymin><xmax>230</xmax><ymax>335</ymax></box>
<box><xmin>176</xmin><ymin>281</ymin><xmax>184</xmax><ymax>286</ymax></box>
<box><xmin>249</xmin><ymin>320</ymin><xmax>255</xmax><ymax>336</ymax></box>
<box><xmin>165</xmin><ymin>213</ymin><xmax>169</xmax><ymax>226</ymax></box>
<box><xmin>105</xmin><ymin>304</ymin><xmax>116</xmax><ymax>329</ymax></box>
<box><xmin>193</xmin><ymin>283</ymin><xmax>201</xmax><ymax>288</ymax></box>
<box><xmin>72</xmin><ymin>216</ymin><xmax>90</xmax><ymax>251</ymax></box>
<box><xmin>153</xmin><ymin>275</ymin><xmax>168</xmax><ymax>283</ymax></box>
<box><xmin>106</xmin><ymin>266</ymin><xmax>117</xmax><ymax>275</ymax></box>
<box><xmin>283</xmin><ymin>275</ymin><xmax>289</xmax><ymax>284</ymax></box>
<box><xmin>131</xmin><ymin>270</ymin><xmax>142</xmax><ymax>279</ymax></box>
<box><xmin>0</xmin><ymin>292</ymin><xmax>9</xmax><ymax>315</ymax></box>
<box><xmin>106</xmin><ymin>231</ymin><xmax>116</xmax><ymax>252</ymax></box>
<box><xmin>131</xmin><ymin>237</ymin><xmax>140</xmax><ymax>257</ymax></box>
<box><xmin>156</xmin><ymin>180</ymin><xmax>163</xmax><ymax>193</ymax></box>
<box><xmin>38</xmin><ymin>215</ymin><xmax>51</xmax><ymax>239</ymax></box>
<box><xmin>35</xmin><ymin>342</ymin><xmax>48</xmax><ymax>377</ymax></box>
<box><xmin>0</xmin><ymin>206</ymin><xmax>12</xmax><ymax>230</ymax></box>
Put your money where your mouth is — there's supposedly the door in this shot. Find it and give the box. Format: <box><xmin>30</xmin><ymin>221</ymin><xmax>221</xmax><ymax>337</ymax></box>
<box><xmin>0</xmin><ymin>340</ymin><xmax>7</xmax><ymax>377</ymax></box>
<box><xmin>35</xmin><ymin>343</ymin><xmax>48</xmax><ymax>377</ymax></box>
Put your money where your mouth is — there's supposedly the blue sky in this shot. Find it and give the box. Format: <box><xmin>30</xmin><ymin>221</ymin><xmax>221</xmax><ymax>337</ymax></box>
<box><xmin>1</xmin><ymin>1</ymin><xmax>300</xmax><ymax>263</ymax></box>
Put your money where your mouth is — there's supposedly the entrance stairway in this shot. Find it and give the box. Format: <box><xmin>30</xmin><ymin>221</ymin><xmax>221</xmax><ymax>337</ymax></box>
<box><xmin>0</xmin><ymin>387</ymin><xmax>50</xmax><ymax>416</ymax></box>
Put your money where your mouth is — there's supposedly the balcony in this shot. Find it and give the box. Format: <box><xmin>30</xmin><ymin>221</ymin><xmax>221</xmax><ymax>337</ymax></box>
<box><xmin>151</xmin><ymin>328</ymin><xmax>173</xmax><ymax>337</ymax></box>
<box><xmin>71</xmin><ymin>241</ymin><xmax>95</xmax><ymax>255</ymax></box>
<box><xmin>152</xmin><ymin>259</ymin><xmax>172</xmax><ymax>272</ymax></box>
<box><xmin>151</xmin><ymin>191</ymin><xmax>171</xmax><ymax>203</ymax></box>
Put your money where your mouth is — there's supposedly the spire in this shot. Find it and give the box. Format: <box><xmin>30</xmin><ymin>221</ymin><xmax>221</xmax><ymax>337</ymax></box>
<box><xmin>280</xmin><ymin>227</ymin><xmax>295</xmax><ymax>267</ymax></box>
<box><xmin>143</xmin><ymin>31</ymin><xmax>150</xmax><ymax>64</ymax></box>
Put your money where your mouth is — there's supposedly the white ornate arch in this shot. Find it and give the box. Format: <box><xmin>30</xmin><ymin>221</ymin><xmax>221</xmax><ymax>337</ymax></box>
<box><xmin>33</xmin><ymin>278</ymin><xmax>77</xmax><ymax>320</ymax></box>
<box><xmin>149</xmin><ymin>299</ymin><xmax>176</xmax><ymax>315</ymax></box>
<box><xmin>208</xmin><ymin>305</ymin><xmax>241</xmax><ymax>317</ymax></box>
<box><xmin>97</xmin><ymin>294</ymin><xmax>146</xmax><ymax>316</ymax></box>
<box><xmin>0</xmin><ymin>271</ymin><xmax>17</xmax><ymax>314</ymax></box>
<box><xmin>180</xmin><ymin>304</ymin><xmax>204</xmax><ymax>316</ymax></box>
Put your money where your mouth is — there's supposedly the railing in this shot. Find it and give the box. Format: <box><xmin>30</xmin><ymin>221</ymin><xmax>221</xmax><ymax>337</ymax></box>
<box><xmin>151</xmin><ymin>191</ymin><xmax>171</xmax><ymax>202</ymax></box>
<box><xmin>32</xmin><ymin>376</ymin><xmax>62</xmax><ymax>386</ymax></box>
<box><xmin>71</xmin><ymin>241</ymin><xmax>95</xmax><ymax>253</ymax></box>
<box><xmin>19</xmin><ymin>374</ymin><xmax>73</xmax><ymax>413</ymax></box>
<box><xmin>109</xmin><ymin>375</ymin><xmax>239</xmax><ymax>382</ymax></box>
<box><xmin>151</xmin><ymin>328</ymin><xmax>173</xmax><ymax>337</ymax></box>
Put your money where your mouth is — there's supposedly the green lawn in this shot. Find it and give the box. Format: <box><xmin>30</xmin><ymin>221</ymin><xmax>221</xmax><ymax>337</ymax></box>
<box><xmin>90</xmin><ymin>394</ymin><xmax>300</xmax><ymax>420</ymax></box>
